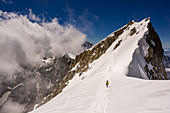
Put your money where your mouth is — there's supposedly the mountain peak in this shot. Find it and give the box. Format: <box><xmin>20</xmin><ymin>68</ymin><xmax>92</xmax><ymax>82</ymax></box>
<box><xmin>59</xmin><ymin>18</ymin><xmax>167</xmax><ymax>85</ymax></box>
<box><xmin>30</xmin><ymin>18</ymin><xmax>169</xmax><ymax>113</ymax></box>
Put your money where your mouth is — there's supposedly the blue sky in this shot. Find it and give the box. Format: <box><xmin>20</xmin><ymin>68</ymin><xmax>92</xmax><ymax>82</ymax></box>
<box><xmin>0</xmin><ymin>0</ymin><xmax>170</xmax><ymax>48</ymax></box>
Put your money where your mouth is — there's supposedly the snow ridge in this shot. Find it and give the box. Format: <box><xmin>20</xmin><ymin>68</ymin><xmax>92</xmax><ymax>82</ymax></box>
<box><xmin>30</xmin><ymin>18</ymin><xmax>170</xmax><ymax>113</ymax></box>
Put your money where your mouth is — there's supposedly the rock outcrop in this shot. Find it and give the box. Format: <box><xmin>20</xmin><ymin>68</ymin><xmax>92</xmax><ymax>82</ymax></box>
<box><xmin>143</xmin><ymin>22</ymin><xmax>168</xmax><ymax>79</ymax></box>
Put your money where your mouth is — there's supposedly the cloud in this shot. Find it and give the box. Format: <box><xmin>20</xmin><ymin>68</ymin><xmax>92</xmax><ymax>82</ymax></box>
<box><xmin>0</xmin><ymin>9</ymin><xmax>87</xmax><ymax>113</ymax></box>
<box><xmin>0</xmin><ymin>98</ymin><xmax>25</xmax><ymax>113</ymax></box>
<box><xmin>0</xmin><ymin>10</ymin><xmax>86</xmax><ymax>80</ymax></box>
<box><xmin>132</xmin><ymin>16</ymin><xmax>140</xmax><ymax>22</ymax></box>
<box><xmin>65</xmin><ymin>4</ymin><xmax>76</xmax><ymax>23</ymax></box>
<box><xmin>77</xmin><ymin>9</ymin><xmax>98</xmax><ymax>35</ymax></box>
<box><xmin>64</xmin><ymin>5</ymin><xmax>99</xmax><ymax>35</ymax></box>
<box><xmin>1</xmin><ymin>0</ymin><xmax>13</xmax><ymax>4</ymax></box>
<box><xmin>28</xmin><ymin>9</ymin><xmax>41</xmax><ymax>21</ymax></box>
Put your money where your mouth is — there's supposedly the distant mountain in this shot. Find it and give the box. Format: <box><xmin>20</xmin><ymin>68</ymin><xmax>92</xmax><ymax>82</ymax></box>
<box><xmin>162</xmin><ymin>55</ymin><xmax>170</xmax><ymax>79</ymax></box>
<box><xmin>82</xmin><ymin>41</ymin><xmax>94</xmax><ymax>49</ymax></box>
<box><xmin>164</xmin><ymin>48</ymin><xmax>170</xmax><ymax>56</ymax></box>
<box><xmin>163</xmin><ymin>55</ymin><xmax>170</xmax><ymax>68</ymax></box>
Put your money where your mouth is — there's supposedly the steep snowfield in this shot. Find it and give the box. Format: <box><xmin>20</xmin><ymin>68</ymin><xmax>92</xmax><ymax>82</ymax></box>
<box><xmin>30</xmin><ymin>19</ymin><xmax>170</xmax><ymax>113</ymax></box>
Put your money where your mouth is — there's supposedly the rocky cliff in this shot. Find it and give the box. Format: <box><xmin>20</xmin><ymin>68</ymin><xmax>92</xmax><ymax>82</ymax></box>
<box><xmin>143</xmin><ymin>22</ymin><xmax>167</xmax><ymax>79</ymax></box>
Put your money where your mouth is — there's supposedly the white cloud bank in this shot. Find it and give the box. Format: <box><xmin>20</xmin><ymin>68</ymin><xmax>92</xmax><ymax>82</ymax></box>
<box><xmin>0</xmin><ymin>10</ymin><xmax>86</xmax><ymax>79</ymax></box>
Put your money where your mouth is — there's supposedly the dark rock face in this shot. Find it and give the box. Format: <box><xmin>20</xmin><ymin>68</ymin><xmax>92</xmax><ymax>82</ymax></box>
<box><xmin>144</xmin><ymin>22</ymin><xmax>168</xmax><ymax>80</ymax></box>
<box><xmin>114</xmin><ymin>40</ymin><xmax>122</xmax><ymax>50</ymax></box>
<box><xmin>0</xmin><ymin>56</ymin><xmax>73</xmax><ymax>112</ymax></box>
<box><xmin>130</xmin><ymin>27</ymin><xmax>137</xmax><ymax>36</ymax></box>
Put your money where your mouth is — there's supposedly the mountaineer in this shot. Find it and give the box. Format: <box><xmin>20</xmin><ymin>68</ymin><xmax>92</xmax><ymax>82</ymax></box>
<box><xmin>106</xmin><ymin>80</ymin><xmax>109</xmax><ymax>88</ymax></box>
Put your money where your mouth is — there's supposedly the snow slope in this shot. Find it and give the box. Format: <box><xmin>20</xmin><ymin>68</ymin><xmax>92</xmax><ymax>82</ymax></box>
<box><xmin>30</xmin><ymin>19</ymin><xmax>170</xmax><ymax>113</ymax></box>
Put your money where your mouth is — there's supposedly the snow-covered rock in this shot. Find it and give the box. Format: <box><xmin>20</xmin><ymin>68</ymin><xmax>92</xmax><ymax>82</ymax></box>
<box><xmin>42</xmin><ymin>57</ymin><xmax>55</xmax><ymax>64</ymax></box>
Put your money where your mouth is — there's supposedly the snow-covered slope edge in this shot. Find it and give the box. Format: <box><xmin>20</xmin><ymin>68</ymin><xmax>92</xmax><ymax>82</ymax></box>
<box><xmin>30</xmin><ymin>18</ymin><xmax>169</xmax><ymax>113</ymax></box>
